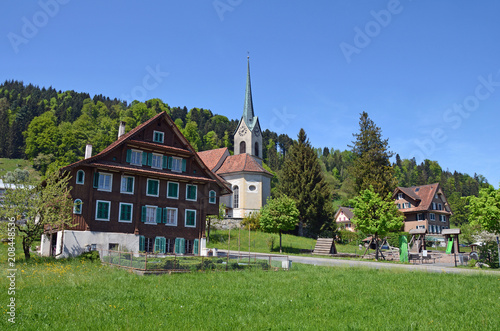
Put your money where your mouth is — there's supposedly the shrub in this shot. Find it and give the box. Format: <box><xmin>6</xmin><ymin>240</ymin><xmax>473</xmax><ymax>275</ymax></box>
<box><xmin>266</xmin><ymin>236</ymin><xmax>276</xmax><ymax>252</ymax></box>
<box><xmin>79</xmin><ymin>250</ymin><xmax>100</xmax><ymax>262</ymax></box>
<box><xmin>241</xmin><ymin>212</ymin><xmax>260</xmax><ymax>230</ymax></box>
<box><xmin>468</xmin><ymin>258</ymin><xmax>477</xmax><ymax>268</ymax></box>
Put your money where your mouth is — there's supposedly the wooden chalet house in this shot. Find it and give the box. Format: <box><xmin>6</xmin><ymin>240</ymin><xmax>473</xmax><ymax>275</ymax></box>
<box><xmin>40</xmin><ymin>112</ymin><xmax>230</xmax><ymax>258</ymax></box>
<box><xmin>334</xmin><ymin>207</ymin><xmax>355</xmax><ymax>232</ymax></box>
<box><xmin>392</xmin><ymin>183</ymin><xmax>452</xmax><ymax>234</ymax></box>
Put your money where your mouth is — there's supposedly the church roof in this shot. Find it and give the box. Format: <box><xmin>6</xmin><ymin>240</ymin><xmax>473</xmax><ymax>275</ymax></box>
<box><xmin>197</xmin><ymin>147</ymin><xmax>229</xmax><ymax>171</ymax></box>
<box><xmin>235</xmin><ymin>57</ymin><xmax>260</xmax><ymax>133</ymax></box>
<box><xmin>216</xmin><ymin>153</ymin><xmax>272</xmax><ymax>176</ymax></box>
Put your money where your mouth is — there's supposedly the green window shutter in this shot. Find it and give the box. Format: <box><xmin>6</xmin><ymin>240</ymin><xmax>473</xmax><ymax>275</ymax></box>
<box><xmin>139</xmin><ymin>236</ymin><xmax>145</xmax><ymax>252</ymax></box>
<box><xmin>126</xmin><ymin>149</ymin><xmax>132</xmax><ymax>163</ymax></box>
<box><xmin>127</xmin><ymin>177</ymin><xmax>134</xmax><ymax>193</ymax></box>
<box><xmin>167</xmin><ymin>156</ymin><xmax>173</xmax><ymax>169</ymax></box>
<box><xmin>193</xmin><ymin>239</ymin><xmax>199</xmax><ymax>255</ymax></box>
<box><xmin>156</xmin><ymin>207</ymin><xmax>162</xmax><ymax>223</ymax></box>
<box><xmin>154</xmin><ymin>237</ymin><xmax>160</xmax><ymax>253</ymax></box>
<box><xmin>160</xmin><ymin>238</ymin><xmax>166</xmax><ymax>253</ymax></box>
<box><xmin>162</xmin><ymin>155</ymin><xmax>168</xmax><ymax>169</ymax></box>
<box><xmin>182</xmin><ymin>159</ymin><xmax>187</xmax><ymax>172</ymax></box>
<box><xmin>142</xmin><ymin>152</ymin><xmax>148</xmax><ymax>165</ymax></box>
<box><xmin>163</xmin><ymin>208</ymin><xmax>168</xmax><ymax>223</ymax></box>
<box><xmin>93</xmin><ymin>172</ymin><xmax>99</xmax><ymax>188</ymax></box>
<box><xmin>174</xmin><ymin>238</ymin><xmax>180</xmax><ymax>254</ymax></box>
<box><xmin>141</xmin><ymin>206</ymin><xmax>146</xmax><ymax>222</ymax></box>
<box><xmin>180</xmin><ymin>238</ymin><xmax>185</xmax><ymax>254</ymax></box>
<box><xmin>147</xmin><ymin>153</ymin><xmax>152</xmax><ymax>166</ymax></box>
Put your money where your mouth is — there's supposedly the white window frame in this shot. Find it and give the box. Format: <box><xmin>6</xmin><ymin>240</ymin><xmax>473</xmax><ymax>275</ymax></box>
<box><xmin>76</xmin><ymin>170</ymin><xmax>85</xmax><ymax>185</ymax></box>
<box><xmin>164</xmin><ymin>207</ymin><xmax>178</xmax><ymax>226</ymax></box>
<box><xmin>397</xmin><ymin>193</ymin><xmax>403</xmax><ymax>200</ymax></box>
<box><xmin>73</xmin><ymin>199</ymin><xmax>82</xmax><ymax>214</ymax></box>
<box><xmin>186</xmin><ymin>184</ymin><xmax>197</xmax><ymax>201</ymax></box>
<box><xmin>146</xmin><ymin>179</ymin><xmax>160</xmax><ymax>197</ymax></box>
<box><xmin>209</xmin><ymin>190</ymin><xmax>216</xmax><ymax>204</ymax></box>
<box><xmin>145</xmin><ymin>205</ymin><xmax>157</xmax><ymax>225</ymax></box>
<box><xmin>233</xmin><ymin>185</ymin><xmax>239</xmax><ymax>209</ymax></box>
<box><xmin>171</xmin><ymin>157</ymin><xmax>183</xmax><ymax>172</ymax></box>
<box><xmin>167</xmin><ymin>181</ymin><xmax>179</xmax><ymax>199</ymax></box>
<box><xmin>151</xmin><ymin>153</ymin><xmax>163</xmax><ymax>170</ymax></box>
<box><xmin>438</xmin><ymin>203</ymin><xmax>442</xmax><ymax>211</ymax></box>
<box><xmin>440</xmin><ymin>215</ymin><xmax>446</xmax><ymax>222</ymax></box>
<box><xmin>130</xmin><ymin>149</ymin><xmax>143</xmax><ymax>166</ymax></box>
<box><xmin>185</xmin><ymin>209</ymin><xmax>197</xmax><ymax>228</ymax></box>
<box><xmin>153</xmin><ymin>130</ymin><xmax>164</xmax><ymax>144</ymax></box>
<box><xmin>120</xmin><ymin>175</ymin><xmax>135</xmax><ymax>194</ymax></box>
<box><xmin>432</xmin><ymin>202</ymin><xmax>437</xmax><ymax>210</ymax></box>
<box><xmin>118</xmin><ymin>202</ymin><xmax>133</xmax><ymax>223</ymax></box>
<box><xmin>98</xmin><ymin>172</ymin><xmax>113</xmax><ymax>192</ymax></box>
<box><xmin>429</xmin><ymin>213</ymin><xmax>435</xmax><ymax>221</ymax></box>
<box><xmin>95</xmin><ymin>200</ymin><xmax>111</xmax><ymax>221</ymax></box>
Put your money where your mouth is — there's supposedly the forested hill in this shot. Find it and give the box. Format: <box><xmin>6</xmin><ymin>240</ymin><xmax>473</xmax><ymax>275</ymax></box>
<box><xmin>0</xmin><ymin>80</ymin><xmax>490</xmax><ymax>224</ymax></box>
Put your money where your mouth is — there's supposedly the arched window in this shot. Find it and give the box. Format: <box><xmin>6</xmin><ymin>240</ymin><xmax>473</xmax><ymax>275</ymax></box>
<box><xmin>76</xmin><ymin>170</ymin><xmax>85</xmax><ymax>185</ymax></box>
<box><xmin>254</xmin><ymin>142</ymin><xmax>259</xmax><ymax>157</ymax></box>
<box><xmin>73</xmin><ymin>199</ymin><xmax>83</xmax><ymax>214</ymax></box>
<box><xmin>209</xmin><ymin>190</ymin><xmax>216</xmax><ymax>204</ymax></box>
<box><xmin>239</xmin><ymin>141</ymin><xmax>246</xmax><ymax>154</ymax></box>
<box><xmin>233</xmin><ymin>186</ymin><xmax>239</xmax><ymax>209</ymax></box>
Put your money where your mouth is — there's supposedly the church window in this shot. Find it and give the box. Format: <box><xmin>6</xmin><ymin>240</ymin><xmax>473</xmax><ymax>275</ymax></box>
<box><xmin>233</xmin><ymin>185</ymin><xmax>239</xmax><ymax>208</ymax></box>
<box><xmin>248</xmin><ymin>185</ymin><xmax>256</xmax><ymax>192</ymax></box>
<box><xmin>239</xmin><ymin>141</ymin><xmax>246</xmax><ymax>154</ymax></box>
<box><xmin>254</xmin><ymin>142</ymin><xmax>259</xmax><ymax>157</ymax></box>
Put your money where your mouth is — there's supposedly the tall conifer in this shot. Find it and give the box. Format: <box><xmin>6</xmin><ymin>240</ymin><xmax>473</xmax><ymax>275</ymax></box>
<box><xmin>277</xmin><ymin>128</ymin><xmax>334</xmax><ymax>237</ymax></box>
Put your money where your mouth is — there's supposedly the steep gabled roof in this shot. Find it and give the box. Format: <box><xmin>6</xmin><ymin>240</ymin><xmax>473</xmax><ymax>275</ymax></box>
<box><xmin>61</xmin><ymin>111</ymin><xmax>231</xmax><ymax>195</ymax></box>
<box><xmin>197</xmin><ymin>147</ymin><xmax>229</xmax><ymax>172</ymax></box>
<box><xmin>335</xmin><ymin>206</ymin><xmax>354</xmax><ymax>220</ymax></box>
<box><xmin>393</xmin><ymin>183</ymin><xmax>452</xmax><ymax>214</ymax></box>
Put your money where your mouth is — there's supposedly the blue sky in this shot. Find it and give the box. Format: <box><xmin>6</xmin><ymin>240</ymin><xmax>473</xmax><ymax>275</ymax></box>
<box><xmin>1</xmin><ymin>1</ymin><xmax>499</xmax><ymax>187</ymax></box>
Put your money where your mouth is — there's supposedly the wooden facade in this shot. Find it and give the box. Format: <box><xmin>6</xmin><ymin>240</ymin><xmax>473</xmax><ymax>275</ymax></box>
<box><xmin>57</xmin><ymin>111</ymin><xmax>230</xmax><ymax>255</ymax></box>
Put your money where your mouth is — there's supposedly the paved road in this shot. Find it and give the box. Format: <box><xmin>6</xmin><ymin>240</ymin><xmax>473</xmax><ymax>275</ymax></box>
<box><xmin>217</xmin><ymin>250</ymin><xmax>500</xmax><ymax>275</ymax></box>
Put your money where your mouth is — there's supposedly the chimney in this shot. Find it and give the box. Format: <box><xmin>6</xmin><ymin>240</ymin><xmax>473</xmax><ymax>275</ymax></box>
<box><xmin>85</xmin><ymin>144</ymin><xmax>92</xmax><ymax>159</ymax></box>
<box><xmin>118</xmin><ymin>121</ymin><xmax>126</xmax><ymax>139</ymax></box>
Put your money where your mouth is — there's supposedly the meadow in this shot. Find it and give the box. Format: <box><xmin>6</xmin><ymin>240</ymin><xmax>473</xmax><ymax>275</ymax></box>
<box><xmin>1</xmin><ymin>241</ymin><xmax>499</xmax><ymax>330</ymax></box>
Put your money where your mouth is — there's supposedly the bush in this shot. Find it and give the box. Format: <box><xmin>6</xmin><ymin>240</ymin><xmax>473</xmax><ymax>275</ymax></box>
<box><xmin>478</xmin><ymin>241</ymin><xmax>499</xmax><ymax>268</ymax></box>
<box><xmin>79</xmin><ymin>250</ymin><xmax>100</xmax><ymax>262</ymax></box>
<box><xmin>266</xmin><ymin>236</ymin><xmax>276</xmax><ymax>252</ymax></box>
<box><xmin>468</xmin><ymin>258</ymin><xmax>477</xmax><ymax>268</ymax></box>
<box><xmin>241</xmin><ymin>212</ymin><xmax>260</xmax><ymax>230</ymax></box>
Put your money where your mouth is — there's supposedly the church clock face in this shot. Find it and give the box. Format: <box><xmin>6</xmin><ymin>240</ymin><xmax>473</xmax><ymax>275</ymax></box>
<box><xmin>238</xmin><ymin>127</ymin><xmax>247</xmax><ymax>136</ymax></box>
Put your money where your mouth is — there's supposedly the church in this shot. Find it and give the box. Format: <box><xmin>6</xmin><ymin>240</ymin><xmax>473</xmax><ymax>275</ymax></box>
<box><xmin>198</xmin><ymin>58</ymin><xmax>272</xmax><ymax>219</ymax></box>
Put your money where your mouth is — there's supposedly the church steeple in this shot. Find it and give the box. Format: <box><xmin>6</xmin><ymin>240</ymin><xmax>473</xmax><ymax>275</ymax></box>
<box><xmin>243</xmin><ymin>56</ymin><xmax>255</xmax><ymax>128</ymax></box>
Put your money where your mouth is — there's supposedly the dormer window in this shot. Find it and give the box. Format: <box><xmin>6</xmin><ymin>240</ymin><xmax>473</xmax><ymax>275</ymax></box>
<box><xmin>398</xmin><ymin>193</ymin><xmax>403</xmax><ymax>200</ymax></box>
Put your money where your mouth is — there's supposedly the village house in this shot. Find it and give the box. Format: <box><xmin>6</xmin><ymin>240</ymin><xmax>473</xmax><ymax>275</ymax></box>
<box><xmin>40</xmin><ymin>112</ymin><xmax>230</xmax><ymax>258</ymax></box>
<box><xmin>198</xmin><ymin>58</ymin><xmax>272</xmax><ymax>219</ymax></box>
<box><xmin>334</xmin><ymin>207</ymin><xmax>355</xmax><ymax>232</ymax></box>
<box><xmin>392</xmin><ymin>183</ymin><xmax>452</xmax><ymax>233</ymax></box>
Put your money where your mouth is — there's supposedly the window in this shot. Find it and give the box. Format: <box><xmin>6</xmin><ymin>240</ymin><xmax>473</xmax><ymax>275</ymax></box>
<box><xmin>76</xmin><ymin>170</ymin><xmax>85</xmax><ymax>185</ymax></box>
<box><xmin>153</xmin><ymin>131</ymin><xmax>164</xmax><ymax>143</ymax></box>
<box><xmin>254</xmin><ymin>142</ymin><xmax>259</xmax><ymax>157</ymax></box>
<box><xmin>151</xmin><ymin>153</ymin><xmax>162</xmax><ymax>169</ymax></box>
<box><xmin>437</xmin><ymin>225</ymin><xmax>441</xmax><ymax>233</ymax></box>
<box><xmin>166</xmin><ymin>238</ymin><xmax>174</xmax><ymax>253</ymax></box>
<box><xmin>120</xmin><ymin>176</ymin><xmax>135</xmax><ymax>194</ymax></box>
<box><xmin>186</xmin><ymin>184</ymin><xmax>197</xmax><ymax>201</ymax></box>
<box><xmin>139</xmin><ymin>236</ymin><xmax>154</xmax><ymax>253</ymax></box>
<box><xmin>185</xmin><ymin>239</ymin><xmax>193</xmax><ymax>254</ymax></box>
<box><xmin>416</xmin><ymin>225</ymin><xmax>425</xmax><ymax>230</ymax></box>
<box><xmin>168</xmin><ymin>156</ymin><xmax>186</xmax><ymax>172</ymax></box>
<box><xmin>147</xmin><ymin>179</ymin><xmax>160</xmax><ymax>197</ymax></box>
<box><xmin>417</xmin><ymin>213</ymin><xmax>424</xmax><ymax>221</ymax></box>
<box><xmin>209</xmin><ymin>190</ymin><xmax>216</xmax><ymax>204</ymax></box>
<box><xmin>73</xmin><ymin>199</ymin><xmax>82</xmax><ymax>214</ymax></box>
<box><xmin>429</xmin><ymin>213</ymin><xmax>435</xmax><ymax>221</ymax></box>
<box><xmin>397</xmin><ymin>203</ymin><xmax>401</xmax><ymax>209</ymax></box>
<box><xmin>163</xmin><ymin>207</ymin><xmax>178</xmax><ymax>226</ymax></box>
<box><xmin>233</xmin><ymin>185</ymin><xmax>239</xmax><ymax>208</ymax></box>
<box><xmin>141</xmin><ymin>205</ymin><xmax>161</xmax><ymax>224</ymax></box>
<box><xmin>397</xmin><ymin>193</ymin><xmax>403</xmax><ymax>200</ymax></box>
<box><xmin>127</xmin><ymin>149</ymin><xmax>143</xmax><ymax>166</ymax></box>
<box><xmin>432</xmin><ymin>202</ymin><xmax>436</xmax><ymax>210</ymax></box>
<box><xmin>154</xmin><ymin>237</ymin><xmax>166</xmax><ymax>253</ymax></box>
<box><xmin>109</xmin><ymin>243</ymin><xmax>119</xmax><ymax>251</ymax></box>
<box><xmin>439</xmin><ymin>215</ymin><xmax>446</xmax><ymax>222</ymax></box>
<box><xmin>167</xmin><ymin>182</ymin><xmax>179</xmax><ymax>199</ymax></box>
<box><xmin>437</xmin><ymin>203</ymin><xmax>442</xmax><ymax>211</ymax></box>
<box><xmin>248</xmin><ymin>185</ymin><xmax>257</xmax><ymax>192</ymax></box>
<box><xmin>185</xmin><ymin>209</ymin><xmax>196</xmax><ymax>227</ymax></box>
<box><xmin>403</xmin><ymin>202</ymin><xmax>411</xmax><ymax>209</ymax></box>
<box><xmin>240</xmin><ymin>141</ymin><xmax>246</xmax><ymax>154</ymax></box>
<box><xmin>119</xmin><ymin>203</ymin><xmax>133</xmax><ymax>223</ymax></box>
<box><xmin>94</xmin><ymin>172</ymin><xmax>113</xmax><ymax>192</ymax></box>
<box><xmin>95</xmin><ymin>200</ymin><xmax>110</xmax><ymax>221</ymax></box>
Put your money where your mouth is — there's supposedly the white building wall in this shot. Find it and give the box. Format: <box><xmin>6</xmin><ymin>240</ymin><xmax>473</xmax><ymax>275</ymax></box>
<box><xmin>223</xmin><ymin>173</ymin><xmax>270</xmax><ymax>218</ymax></box>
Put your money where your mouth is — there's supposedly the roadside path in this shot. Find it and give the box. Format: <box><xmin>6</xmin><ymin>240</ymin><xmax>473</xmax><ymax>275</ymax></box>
<box><xmin>217</xmin><ymin>249</ymin><xmax>500</xmax><ymax>275</ymax></box>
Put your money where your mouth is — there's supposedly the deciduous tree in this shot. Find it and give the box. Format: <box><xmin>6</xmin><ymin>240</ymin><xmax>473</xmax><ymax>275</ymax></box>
<box><xmin>467</xmin><ymin>185</ymin><xmax>500</xmax><ymax>234</ymax></box>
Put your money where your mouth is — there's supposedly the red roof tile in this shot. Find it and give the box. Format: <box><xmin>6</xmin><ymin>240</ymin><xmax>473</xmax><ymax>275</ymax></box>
<box><xmin>216</xmin><ymin>153</ymin><xmax>272</xmax><ymax>176</ymax></box>
<box><xmin>393</xmin><ymin>183</ymin><xmax>452</xmax><ymax>214</ymax></box>
<box><xmin>197</xmin><ymin>148</ymin><xmax>229</xmax><ymax>171</ymax></box>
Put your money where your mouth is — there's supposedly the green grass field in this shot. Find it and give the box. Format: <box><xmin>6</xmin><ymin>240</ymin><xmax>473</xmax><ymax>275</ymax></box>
<box><xmin>1</xmin><ymin>241</ymin><xmax>499</xmax><ymax>330</ymax></box>
<box><xmin>0</xmin><ymin>158</ymin><xmax>36</xmax><ymax>179</ymax></box>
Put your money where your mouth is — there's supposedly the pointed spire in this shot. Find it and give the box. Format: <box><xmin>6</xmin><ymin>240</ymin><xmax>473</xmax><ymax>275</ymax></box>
<box><xmin>243</xmin><ymin>56</ymin><xmax>254</xmax><ymax>125</ymax></box>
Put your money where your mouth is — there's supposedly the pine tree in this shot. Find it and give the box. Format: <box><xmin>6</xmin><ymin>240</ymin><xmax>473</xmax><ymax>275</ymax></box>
<box><xmin>349</xmin><ymin>112</ymin><xmax>396</xmax><ymax>197</ymax></box>
<box><xmin>277</xmin><ymin>128</ymin><xmax>334</xmax><ymax>237</ymax></box>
